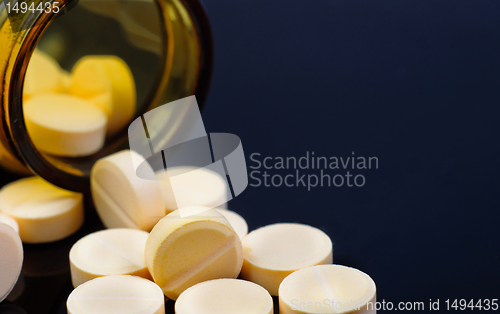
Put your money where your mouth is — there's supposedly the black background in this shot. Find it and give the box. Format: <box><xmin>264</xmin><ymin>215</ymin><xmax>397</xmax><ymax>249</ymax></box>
<box><xmin>1</xmin><ymin>0</ymin><xmax>500</xmax><ymax>313</ymax></box>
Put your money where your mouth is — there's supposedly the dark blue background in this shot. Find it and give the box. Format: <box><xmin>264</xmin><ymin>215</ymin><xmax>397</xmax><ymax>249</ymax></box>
<box><xmin>200</xmin><ymin>0</ymin><xmax>500</xmax><ymax>310</ymax></box>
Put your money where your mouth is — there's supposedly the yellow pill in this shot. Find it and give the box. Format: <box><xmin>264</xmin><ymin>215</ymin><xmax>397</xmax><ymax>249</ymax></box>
<box><xmin>279</xmin><ymin>265</ymin><xmax>377</xmax><ymax>314</ymax></box>
<box><xmin>23</xmin><ymin>49</ymin><xmax>64</xmax><ymax>99</ymax></box>
<box><xmin>175</xmin><ymin>279</ymin><xmax>273</xmax><ymax>314</ymax></box>
<box><xmin>240</xmin><ymin>223</ymin><xmax>333</xmax><ymax>296</ymax></box>
<box><xmin>67</xmin><ymin>275</ymin><xmax>165</xmax><ymax>314</ymax></box>
<box><xmin>0</xmin><ymin>177</ymin><xmax>84</xmax><ymax>244</ymax></box>
<box><xmin>70</xmin><ymin>228</ymin><xmax>152</xmax><ymax>288</ymax></box>
<box><xmin>91</xmin><ymin>150</ymin><xmax>165</xmax><ymax>231</ymax></box>
<box><xmin>24</xmin><ymin>93</ymin><xmax>107</xmax><ymax>157</ymax></box>
<box><xmin>145</xmin><ymin>207</ymin><xmax>243</xmax><ymax>300</ymax></box>
<box><xmin>69</xmin><ymin>55</ymin><xmax>136</xmax><ymax>137</ymax></box>
<box><xmin>0</xmin><ymin>223</ymin><xmax>23</xmax><ymax>303</ymax></box>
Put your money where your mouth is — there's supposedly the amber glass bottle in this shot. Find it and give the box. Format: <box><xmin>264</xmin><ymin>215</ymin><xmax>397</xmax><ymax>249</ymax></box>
<box><xmin>0</xmin><ymin>0</ymin><xmax>213</xmax><ymax>192</ymax></box>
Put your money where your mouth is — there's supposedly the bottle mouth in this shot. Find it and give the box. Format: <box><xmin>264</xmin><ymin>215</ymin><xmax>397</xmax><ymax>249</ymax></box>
<box><xmin>5</xmin><ymin>0</ymin><xmax>213</xmax><ymax>193</ymax></box>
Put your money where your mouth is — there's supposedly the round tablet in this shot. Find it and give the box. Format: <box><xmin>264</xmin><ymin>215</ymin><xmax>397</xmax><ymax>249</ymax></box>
<box><xmin>0</xmin><ymin>213</ymin><xmax>19</xmax><ymax>234</ymax></box>
<box><xmin>0</xmin><ymin>223</ymin><xmax>23</xmax><ymax>302</ymax></box>
<box><xmin>67</xmin><ymin>275</ymin><xmax>165</xmax><ymax>314</ymax></box>
<box><xmin>216</xmin><ymin>209</ymin><xmax>248</xmax><ymax>240</ymax></box>
<box><xmin>145</xmin><ymin>207</ymin><xmax>243</xmax><ymax>300</ymax></box>
<box><xmin>279</xmin><ymin>265</ymin><xmax>376</xmax><ymax>314</ymax></box>
<box><xmin>24</xmin><ymin>93</ymin><xmax>107</xmax><ymax>157</ymax></box>
<box><xmin>0</xmin><ymin>177</ymin><xmax>84</xmax><ymax>243</ymax></box>
<box><xmin>156</xmin><ymin>167</ymin><xmax>229</xmax><ymax>212</ymax></box>
<box><xmin>69</xmin><ymin>55</ymin><xmax>136</xmax><ymax>137</ymax></box>
<box><xmin>70</xmin><ymin>228</ymin><xmax>152</xmax><ymax>287</ymax></box>
<box><xmin>91</xmin><ymin>150</ymin><xmax>165</xmax><ymax>231</ymax></box>
<box><xmin>175</xmin><ymin>279</ymin><xmax>273</xmax><ymax>314</ymax></box>
<box><xmin>241</xmin><ymin>223</ymin><xmax>332</xmax><ymax>296</ymax></box>
<box><xmin>23</xmin><ymin>49</ymin><xmax>64</xmax><ymax>99</ymax></box>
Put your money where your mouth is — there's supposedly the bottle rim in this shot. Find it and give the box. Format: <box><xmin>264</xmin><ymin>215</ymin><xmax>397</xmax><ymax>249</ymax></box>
<box><xmin>3</xmin><ymin>0</ymin><xmax>213</xmax><ymax>193</ymax></box>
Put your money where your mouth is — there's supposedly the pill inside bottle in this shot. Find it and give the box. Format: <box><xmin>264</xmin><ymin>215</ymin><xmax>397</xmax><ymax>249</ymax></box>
<box><xmin>16</xmin><ymin>0</ymin><xmax>167</xmax><ymax>189</ymax></box>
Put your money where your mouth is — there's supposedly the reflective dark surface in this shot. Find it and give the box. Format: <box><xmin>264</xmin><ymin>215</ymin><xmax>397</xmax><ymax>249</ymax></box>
<box><xmin>0</xmin><ymin>191</ymin><xmax>100</xmax><ymax>314</ymax></box>
<box><xmin>0</xmin><ymin>183</ymin><xmax>279</xmax><ymax>313</ymax></box>
<box><xmin>2</xmin><ymin>1</ymin><xmax>500</xmax><ymax>313</ymax></box>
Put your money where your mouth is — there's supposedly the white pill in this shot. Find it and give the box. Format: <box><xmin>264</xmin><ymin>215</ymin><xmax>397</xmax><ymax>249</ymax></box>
<box><xmin>216</xmin><ymin>209</ymin><xmax>248</xmax><ymax>240</ymax></box>
<box><xmin>155</xmin><ymin>166</ymin><xmax>229</xmax><ymax>212</ymax></box>
<box><xmin>0</xmin><ymin>223</ymin><xmax>23</xmax><ymax>302</ymax></box>
<box><xmin>279</xmin><ymin>265</ymin><xmax>377</xmax><ymax>314</ymax></box>
<box><xmin>175</xmin><ymin>279</ymin><xmax>273</xmax><ymax>314</ymax></box>
<box><xmin>241</xmin><ymin>223</ymin><xmax>333</xmax><ymax>296</ymax></box>
<box><xmin>0</xmin><ymin>213</ymin><xmax>19</xmax><ymax>234</ymax></box>
<box><xmin>66</xmin><ymin>275</ymin><xmax>165</xmax><ymax>314</ymax></box>
<box><xmin>70</xmin><ymin>228</ymin><xmax>152</xmax><ymax>287</ymax></box>
<box><xmin>0</xmin><ymin>177</ymin><xmax>84</xmax><ymax>243</ymax></box>
<box><xmin>24</xmin><ymin>93</ymin><xmax>107</xmax><ymax>157</ymax></box>
<box><xmin>155</xmin><ymin>170</ymin><xmax>247</xmax><ymax>242</ymax></box>
<box><xmin>91</xmin><ymin>150</ymin><xmax>165</xmax><ymax>231</ymax></box>
<box><xmin>145</xmin><ymin>207</ymin><xmax>243</xmax><ymax>300</ymax></box>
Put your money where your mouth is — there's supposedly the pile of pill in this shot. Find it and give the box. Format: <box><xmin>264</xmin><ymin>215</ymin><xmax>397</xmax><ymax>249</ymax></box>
<box><xmin>23</xmin><ymin>49</ymin><xmax>135</xmax><ymax>157</ymax></box>
<box><xmin>0</xmin><ymin>52</ymin><xmax>377</xmax><ymax>313</ymax></box>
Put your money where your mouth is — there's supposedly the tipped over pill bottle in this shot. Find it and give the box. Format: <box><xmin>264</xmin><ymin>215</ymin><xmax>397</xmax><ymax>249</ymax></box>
<box><xmin>0</xmin><ymin>0</ymin><xmax>213</xmax><ymax>192</ymax></box>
